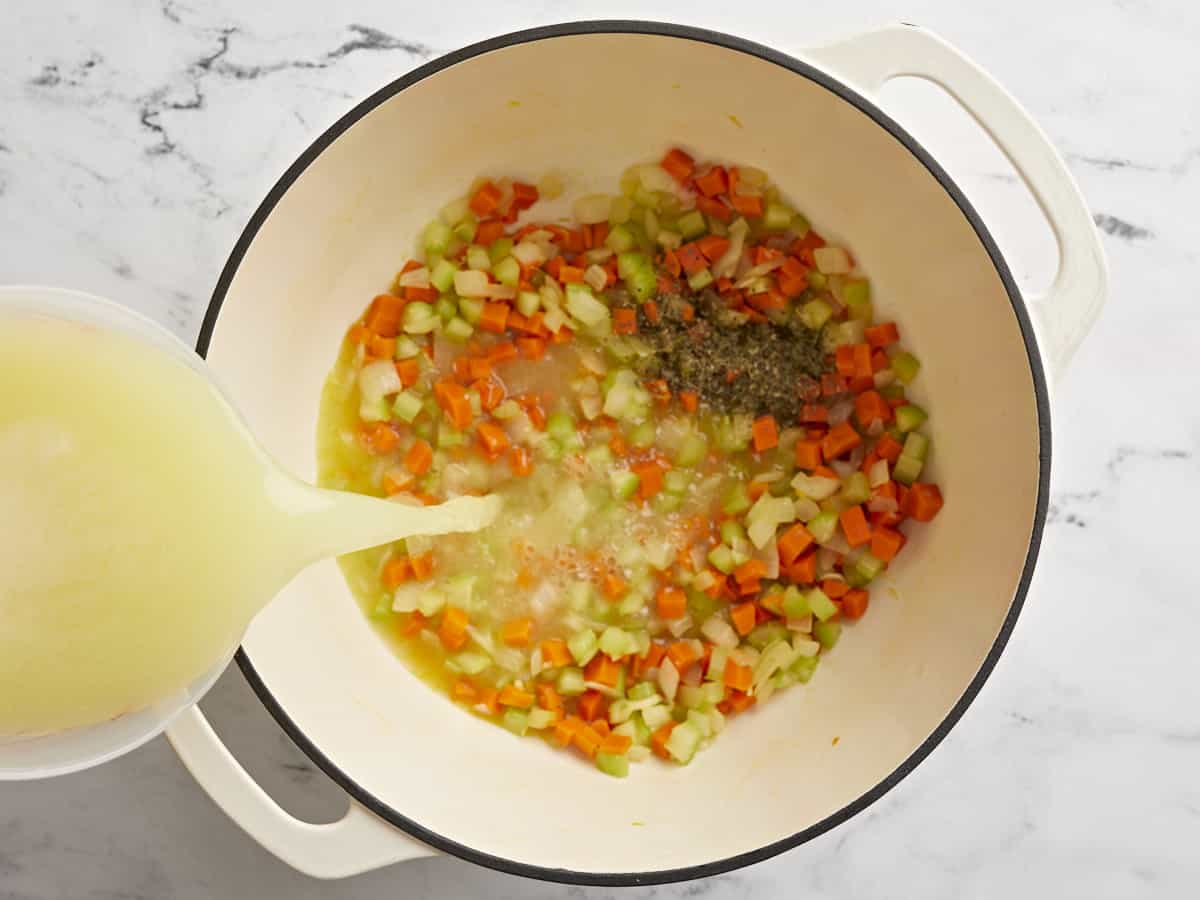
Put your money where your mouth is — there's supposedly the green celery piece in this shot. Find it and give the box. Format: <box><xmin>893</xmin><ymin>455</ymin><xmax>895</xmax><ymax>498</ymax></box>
<box><xmin>813</xmin><ymin>620</ymin><xmax>842</xmax><ymax>650</ymax></box>
<box><xmin>567</xmin><ymin>629</ymin><xmax>599</xmax><ymax>666</ymax></box>
<box><xmin>430</xmin><ymin>258</ymin><xmax>458</xmax><ymax>293</ymax></box>
<box><xmin>488</xmin><ymin>236</ymin><xmax>514</xmax><ymax>264</ymax></box>
<box><xmin>707</xmin><ymin>544</ymin><xmax>735</xmax><ymax>574</ymax></box>
<box><xmin>891</xmin><ymin>351</ymin><xmax>921</xmax><ymax>384</ymax></box>
<box><xmin>423</xmin><ymin>220</ymin><xmax>452</xmax><ymax>256</ymax></box>
<box><xmin>892</xmin><ymin>454</ymin><xmax>924</xmax><ymax>486</ymax></box>
<box><xmin>595</xmin><ymin>752</ymin><xmax>630</xmax><ymax>778</ymax></box>
<box><xmin>677</xmin><ymin>210</ymin><xmax>707</xmax><ymax>239</ymax></box>
<box><xmin>722</xmin><ymin>483</ymin><xmax>752</xmax><ymax>516</ymax></box>
<box><xmin>457</xmin><ymin>297</ymin><xmax>484</xmax><ymax>324</ymax></box>
<box><xmin>675</xmin><ymin>432</ymin><xmax>708</xmax><ymax>467</ymax></box>
<box><xmin>807</xmin><ymin>588</ymin><xmax>838</xmax><ymax>622</ymax></box>
<box><xmin>443</xmin><ymin>316</ymin><xmax>473</xmax><ymax>342</ymax></box>
<box><xmin>895</xmin><ymin>405</ymin><xmax>928</xmax><ymax>433</ymax></box>
<box><xmin>556</xmin><ymin>667</ymin><xmax>586</xmax><ymax>695</ymax></box>
<box><xmin>502</xmin><ymin>709</ymin><xmax>529</xmax><ymax>736</ymax></box>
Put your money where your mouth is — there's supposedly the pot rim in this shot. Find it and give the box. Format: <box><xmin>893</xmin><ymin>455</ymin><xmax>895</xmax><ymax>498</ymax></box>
<box><xmin>197</xmin><ymin>19</ymin><xmax>1052</xmax><ymax>887</ymax></box>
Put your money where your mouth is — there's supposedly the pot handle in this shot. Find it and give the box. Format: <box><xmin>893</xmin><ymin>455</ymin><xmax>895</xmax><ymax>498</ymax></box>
<box><xmin>166</xmin><ymin>705</ymin><xmax>433</xmax><ymax>878</ymax></box>
<box><xmin>807</xmin><ymin>24</ymin><xmax>1107</xmax><ymax>376</ymax></box>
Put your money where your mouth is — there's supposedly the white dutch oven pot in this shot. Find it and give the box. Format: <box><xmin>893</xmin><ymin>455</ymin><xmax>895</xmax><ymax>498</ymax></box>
<box><xmin>167</xmin><ymin>21</ymin><xmax>1106</xmax><ymax>885</ymax></box>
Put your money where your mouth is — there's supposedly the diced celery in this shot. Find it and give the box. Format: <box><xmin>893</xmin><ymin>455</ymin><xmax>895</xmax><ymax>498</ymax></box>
<box><xmin>791</xmin><ymin>654</ymin><xmax>819</xmax><ymax>683</ymax></box>
<box><xmin>630</xmin><ymin>420</ymin><xmax>656</xmax><ymax>449</ymax></box>
<box><xmin>538</xmin><ymin>438</ymin><xmax>563</xmax><ymax>462</ymax></box>
<box><xmin>664</xmin><ymin>469</ymin><xmax>691</xmax><ymax>495</ymax></box>
<box><xmin>687</xmin><ymin>268</ymin><xmax>714</xmax><ymax>291</ymax></box>
<box><xmin>610</xmin><ymin>469</ymin><xmax>640</xmax><ymax>501</ymax></box>
<box><xmin>722</xmin><ymin>483</ymin><xmax>752</xmax><ymax>515</ymax></box>
<box><xmin>565</xmin><ymin>283</ymin><xmax>610</xmax><ymax>328</ymax></box>
<box><xmin>557</xmin><ymin>667</ymin><xmax>586</xmax><ymax>695</ymax></box>
<box><xmin>394</xmin><ymin>335</ymin><xmax>422</xmax><ymax>359</ymax></box>
<box><xmin>595</xmin><ymin>752</ymin><xmax>629</xmax><ymax>778</ymax></box>
<box><xmin>402</xmin><ymin>302</ymin><xmax>438</xmax><ymax>334</ymax></box>
<box><xmin>450</xmin><ymin>651</ymin><xmax>490</xmax><ymax>676</ymax></box>
<box><xmin>892</xmin><ymin>453</ymin><xmax>923</xmax><ymax>485</ymax></box>
<box><xmin>606</xmin><ymin>224</ymin><xmax>637</xmax><ymax>253</ymax></box>
<box><xmin>808</xmin><ymin>270</ymin><xmax>827</xmax><ymax>291</ymax></box>
<box><xmin>516</xmin><ymin>290</ymin><xmax>541</xmax><ymax>317</ymax></box>
<box><xmin>790</xmin><ymin>212</ymin><xmax>811</xmax><ymax>236</ymax></box>
<box><xmin>686</xmin><ymin>708</ymin><xmax>713</xmax><ymax>738</ymax></box>
<box><xmin>585</xmin><ymin>444</ymin><xmax>614</xmax><ymax>469</ymax></box>
<box><xmin>714</xmin><ymin>414</ymin><xmax>754</xmax><ymax>452</ymax></box>
<box><xmin>706</xmin><ymin>646</ymin><xmax>730</xmax><ymax>682</ymax></box>
<box><xmin>599</xmin><ymin>627</ymin><xmax>636</xmax><ymax>659</ymax></box>
<box><xmin>492</xmin><ymin>399</ymin><xmax>520</xmax><ymax>420</ymax></box>
<box><xmin>440</xmin><ymin>196</ymin><xmax>470</xmax><ymax>226</ymax></box>
<box><xmin>527</xmin><ymin>708</ymin><xmax>557</xmax><ymax>730</ymax></box>
<box><xmin>813</xmin><ymin>620</ymin><xmax>842</xmax><ymax>649</ymax></box>
<box><xmin>466</xmin><ymin>244</ymin><xmax>491</xmax><ymax>272</ymax></box>
<box><xmin>546</xmin><ymin>411</ymin><xmax>576</xmax><ymax>442</ymax></box>
<box><xmin>853</xmin><ymin>551</ymin><xmax>886</xmax><ymax>583</ymax></box>
<box><xmin>423</xmin><ymin>220</ymin><xmax>452</xmax><ymax>256</ymax></box>
<box><xmin>502</xmin><ymin>709</ymin><xmax>529</xmax><ymax>736</ymax></box>
<box><xmin>392</xmin><ymin>391</ymin><xmax>423</xmax><ymax>423</ymax></box>
<box><xmin>417</xmin><ymin>590</ymin><xmax>446</xmax><ymax>617</ymax></box>
<box><xmin>799</xmin><ymin>299</ymin><xmax>834</xmax><ymax>330</ymax></box>
<box><xmin>747</xmin><ymin>621</ymin><xmax>789</xmax><ymax>651</ymax></box>
<box><xmin>488</xmin><ymin>236</ymin><xmax>514</xmax><ymax>265</ymax></box>
<box><xmin>720</xmin><ymin>520</ymin><xmax>747</xmax><ymax>546</ymax></box>
<box><xmin>453</xmin><ymin>221</ymin><xmax>477</xmax><ymax>244</ymax></box>
<box><xmin>891</xmin><ymin>351</ymin><xmax>921</xmax><ymax>384</ymax></box>
<box><xmin>567</xmin><ymin>629</ymin><xmax>599</xmax><ymax>666</ymax></box>
<box><xmin>807</xmin><ymin>588</ymin><xmax>838</xmax><ymax>622</ymax></box>
<box><xmin>842</xmin><ymin>278</ymin><xmax>871</xmax><ymax>311</ymax></box>
<box><xmin>764</xmin><ymin>202</ymin><xmax>794</xmax><ymax>230</ymax></box>
<box><xmin>437</xmin><ymin>425</ymin><xmax>465</xmax><ymax>449</ymax></box>
<box><xmin>807</xmin><ymin>510</ymin><xmax>839</xmax><ymax>544</ymax></box>
<box><xmin>707</xmin><ymin>544</ymin><xmax>735</xmax><ymax>574</ymax></box>
<box><xmin>457</xmin><ymin>297</ymin><xmax>484</xmax><ymax>324</ymax></box>
<box><xmin>641</xmin><ymin>704</ymin><xmax>672</xmax><ymax>730</ymax></box>
<box><xmin>443</xmin><ymin>316</ymin><xmax>473</xmax><ymax>343</ymax></box>
<box><xmin>434</xmin><ymin>297</ymin><xmax>457</xmax><ymax>322</ymax></box>
<box><xmin>895</xmin><ymin>405</ymin><xmax>928</xmax><ymax>433</ymax></box>
<box><xmin>609</xmin><ymin>195</ymin><xmax>634</xmax><ymax>225</ymax></box>
<box><xmin>677</xmin><ymin>209</ymin><xmax>707</xmax><ymax>239</ymax></box>
<box><xmin>654</xmin><ymin>493</ymin><xmax>682</xmax><ymax>514</ymax></box>
<box><xmin>493</xmin><ymin>256</ymin><xmax>521</xmax><ymax>287</ymax></box>
<box><xmin>688</xmin><ymin>590</ymin><xmax>721</xmax><ymax>625</ymax></box>
<box><xmin>628</xmin><ymin>681</ymin><xmax>658</xmax><ymax>701</ymax></box>
<box><xmin>430</xmin><ymin>258</ymin><xmax>459</xmax><ymax>293</ymax></box>
<box><xmin>445</xmin><ymin>574</ymin><xmax>477</xmax><ymax>607</ymax></box>
<box><xmin>666</xmin><ymin>721</ymin><xmax>703</xmax><ymax>763</ymax></box>
<box><xmin>902</xmin><ymin>432</ymin><xmax>929</xmax><ymax>461</ymax></box>
<box><xmin>675</xmin><ymin>432</ymin><xmax>708</xmax><ymax>467</ymax></box>
<box><xmin>841</xmin><ymin>472</ymin><xmax>871</xmax><ymax>505</ymax></box>
<box><xmin>782</xmin><ymin>586</ymin><xmax>811</xmax><ymax>619</ymax></box>
<box><xmin>371</xmin><ymin>593</ymin><xmax>393</xmax><ymax>620</ymax></box>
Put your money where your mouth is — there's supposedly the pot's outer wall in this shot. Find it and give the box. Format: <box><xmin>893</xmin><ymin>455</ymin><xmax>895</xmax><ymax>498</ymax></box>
<box><xmin>199</xmin><ymin>22</ymin><xmax>1049</xmax><ymax>885</ymax></box>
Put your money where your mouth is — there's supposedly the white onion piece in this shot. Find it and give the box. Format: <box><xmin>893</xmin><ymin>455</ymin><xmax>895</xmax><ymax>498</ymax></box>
<box><xmin>866</xmin><ymin>418</ymin><xmax>885</xmax><ymax>438</ymax></box>
<box><xmin>573</xmin><ymin>194</ymin><xmax>612</xmax><ymax>224</ymax></box>
<box><xmin>579</xmin><ymin>347</ymin><xmax>607</xmax><ymax>376</ymax></box>
<box><xmin>734</xmin><ymin>256</ymin><xmax>787</xmax><ymax>288</ymax></box>
<box><xmin>868</xmin><ymin>458</ymin><xmax>890</xmax><ymax>488</ymax></box>
<box><xmin>512</xmin><ymin>241</ymin><xmax>547</xmax><ymax>266</ymax></box>
<box><xmin>358</xmin><ymin>359</ymin><xmax>402</xmax><ymax>402</ymax></box>
<box><xmin>584</xmin><ymin>264</ymin><xmax>608</xmax><ymax>292</ymax></box>
<box><xmin>847</xmin><ymin>444</ymin><xmax>866</xmax><ymax>470</ymax></box>
<box><xmin>658</xmin><ymin>658</ymin><xmax>680</xmax><ymax>702</ymax></box>
<box><xmin>828</xmin><ymin>397</ymin><xmax>854</xmax><ymax>426</ymax></box>
<box><xmin>711</xmin><ymin>218</ymin><xmax>749</xmax><ymax>280</ymax></box>
<box><xmin>829</xmin><ymin>459</ymin><xmax>855</xmax><ymax>480</ymax></box>
<box><xmin>453</xmin><ymin>269</ymin><xmax>490</xmax><ymax>297</ymax></box>
<box><xmin>666</xmin><ymin>614</ymin><xmax>693</xmax><ymax>638</ymax></box>
<box><xmin>755</xmin><ymin>535</ymin><xmax>780</xmax><ymax>579</ymax></box>
<box><xmin>579</xmin><ymin>393</ymin><xmax>603</xmax><ymax>421</ymax></box>
<box><xmin>867</xmin><ymin>495</ymin><xmax>899</xmax><ymax>514</ymax></box>
<box><xmin>793</xmin><ymin>496</ymin><xmax>821</xmax><ymax>522</ymax></box>
<box><xmin>816</xmin><ymin>548</ymin><xmax>839</xmax><ymax>576</ymax></box>
<box><xmin>398</xmin><ymin>267</ymin><xmax>430</xmax><ymax>288</ymax></box>
<box><xmin>873</xmin><ymin>369</ymin><xmax>896</xmax><ymax>389</ymax></box>
<box><xmin>637</xmin><ymin>164</ymin><xmax>676</xmax><ymax>193</ymax></box>
<box><xmin>701</xmin><ymin>615</ymin><xmax>739</xmax><ymax>649</ymax></box>
<box><xmin>480</xmin><ymin>283</ymin><xmax>517</xmax><ymax>300</ymax></box>
<box><xmin>814</xmin><ymin>246</ymin><xmax>853</xmax><ymax>274</ymax></box>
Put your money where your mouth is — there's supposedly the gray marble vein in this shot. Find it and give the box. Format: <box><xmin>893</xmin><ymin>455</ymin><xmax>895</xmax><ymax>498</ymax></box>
<box><xmin>2</xmin><ymin>0</ymin><xmax>1199</xmax><ymax>898</ymax></box>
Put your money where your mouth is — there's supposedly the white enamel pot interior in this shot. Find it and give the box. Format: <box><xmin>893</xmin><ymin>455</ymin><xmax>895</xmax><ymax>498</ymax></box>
<box><xmin>167</xmin><ymin>21</ymin><xmax>1106</xmax><ymax>885</ymax></box>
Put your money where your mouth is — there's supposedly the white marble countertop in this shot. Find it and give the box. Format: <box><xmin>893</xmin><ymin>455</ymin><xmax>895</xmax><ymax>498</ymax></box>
<box><xmin>2</xmin><ymin>1</ymin><xmax>1198</xmax><ymax>897</ymax></box>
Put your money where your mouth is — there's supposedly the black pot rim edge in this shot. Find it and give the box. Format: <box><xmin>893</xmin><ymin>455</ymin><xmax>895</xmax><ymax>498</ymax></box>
<box><xmin>195</xmin><ymin>19</ymin><xmax>1053</xmax><ymax>888</ymax></box>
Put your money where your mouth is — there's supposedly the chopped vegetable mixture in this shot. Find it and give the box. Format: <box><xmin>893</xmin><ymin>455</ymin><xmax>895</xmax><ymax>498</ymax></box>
<box><xmin>318</xmin><ymin>148</ymin><xmax>944</xmax><ymax>777</ymax></box>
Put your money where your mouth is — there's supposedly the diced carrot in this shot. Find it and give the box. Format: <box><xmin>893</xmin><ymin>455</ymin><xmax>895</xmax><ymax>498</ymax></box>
<box><xmin>584</xmin><ymin>654</ymin><xmax>623</xmax><ymax>688</ymax></box>
<box><xmin>452</xmin><ymin>357</ymin><xmax>472</xmax><ymax>384</ymax></box>
<box><xmin>469</xmin><ymin>180</ymin><xmax>502</xmax><ymax>217</ymax></box>
<box><xmin>475</xmin><ymin>219</ymin><xmax>506</xmax><ymax>245</ymax></box>
<box><xmin>602</xmin><ymin>571</ymin><xmax>627</xmax><ymax>600</ymax></box>
<box><xmin>508</xmin><ymin>445</ymin><xmax>532</xmax><ymax>477</ymax></box>
<box><xmin>347</xmin><ymin>324</ymin><xmax>372</xmax><ymax>346</ymax></box>
<box><xmin>512</xmin><ymin>181</ymin><xmax>539</xmax><ymax>210</ymax></box>
<box><xmin>726</xmin><ymin>691</ymin><xmax>756</xmax><ymax>714</ymax></box>
<box><xmin>730</xmin><ymin>193</ymin><xmax>764</xmax><ymax>218</ymax></box>
<box><xmin>451</xmin><ymin>678</ymin><xmax>477</xmax><ymax>703</ymax></box>
<box><xmin>367</xmin><ymin>334</ymin><xmax>396</xmax><ymax>360</ymax></box>
<box><xmin>398</xmin><ymin>610</ymin><xmax>426</xmax><ymax>637</ymax></box>
<box><xmin>382</xmin><ymin>468</ymin><xmax>415</xmax><ymax>496</ymax></box>
<box><xmin>613</xmin><ymin>308</ymin><xmax>638</xmax><ymax>335</ymax></box>
<box><xmin>393</xmin><ymin>357</ymin><xmax>419</xmax><ymax>388</ymax></box>
<box><xmin>598</xmin><ymin>732</ymin><xmax>633</xmax><ymax>755</ymax></box>
<box><xmin>835</xmin><ymin>345</ymin><xmax>857</xmax><ymax>377</ymax></box>
<box><xmin>865</xmin><ymin>321</ymin><xmax>900</xmax><ymax>348</ymax></box>
<box><xmin>906</xmin><ymin>483</ymin><xmax>944</xmax><ymax>522</ymax></box>
<box><xmin>694</xmin><ymin>165</ymin><xmax>728</xmax><ymax>197</ymax></box>
<box><xmin>723</xmin><ymin>659</ymin><xmax>753</xmax><ymax>692</ymax></box>
<box><xmin>382</xmin><ymin>556</ymin><xmax>412</xmax><ymax>589</ymax></box>
<box><xmin>747</xmin><ymin>480</ymin><xmax>769</xmax><ymax>502</ymax></box>
<box><xmin>642</xmin><ymin>299</ymin><xmax>661</xmax><ymax>324</ymax></box>
<box><xmin>544</xmin><ymin>256</ymin><xmax>564</xmax><ymax>280</ymax></box>
<box><xmin>794</xmin><ymin>438</ymin><xmax>823</xmax><ymax>471</ymax></box>
<box><xmin>820</xmin><ymin>579</ymin><xmax>850</xmax><ymax>599</ymax></box>
<box><xmin>403</xmin><ymin>285</ymin><xmax>439</xmax><ymax>304</ymax></box>
<box><xmin>464</xmin><ymin>357</ymin><xmax>491</xmax><ymax>381</ymax></box>
<box><xmin>487</xmin><ymin>341</ymin><xmax>518</xmax><ymax>364</ymax></box>
<box><xmin>536</xmin><ymin>683</ymin><xmax>563</xmax><ymax>712</ymax></box>
<box><xmin>666</xmin><ymin>641</ymin><xmax>699</xmax><ymax>673</ymax></box>
<box><xmin>500</xmin><ymin>617</ymin><xmax>533</xmax><ymax>647</ymax></box>
<box><xmin>553</xmin><ymin>716</ymin><xmax>583</xmax><ymax>747</ymax></box>
<box><xmin>360</xmin><ymin>422</ymin><xmax>399</xmax><ymax>455</ymax></box>
<box><xmin>559</xmin><ymin>265</ymin><xmax>586</xmax><ymax>284</ymax></box>
<box><xmin>681</xmin><ymin>303</ymin><xmax>695</xmax><ymax>322</ymax></box>
<box><xmin>697</xmin><ymin>234</ymin><xmax>731</xmax><ymax>261</ymax></box>
<box><xmin>577</xmin><ymin>690</ymin><xmax>606</xmax><ymax>722</ymax></box>
<box><xmin>650</xmin><ymin>722</ymin><xmax>676</xmax><ymax>759</ymax></box>
<box><xmin>733</xmin><ymin>559</ymin><xmax>767</xmax><ymax>586</ymax></box>
<box><xmin>515</xmin><ymin>337</ymin><xmax>544</xmax><ymax>360</ymax></box>
<box><xmin>730</xmin><ymin>601</ymin><xmax>757</xmax><ymax>636</ymax></box>
<box><xmin>776</xmin><ymin>256</ymin><xmax>809</xmax><ymax>297</ymax></box>
<box><xmin>696</xmin><ymin>194</ymin><xmax>733</xmax><ymax>222</ymax></box>
<box><xmin>478</xmin><ymin>302</ymin><xmax>509</xmax><ymax>334</ymax></box>
<box><xmin>784</xmin><ymin>550</ymin><xmax>817</xmax><ymax>585</ymax></box>
<box><xmin>404</xmin><ymin>439</ymin><xmax>433</xmax><ymax>475</ymax></box>
<box><xmin>875</xmin><ymin>433</ymin><xmax>905</xmax><ymax>463</ymax></box>
<box><xmin>776</xmin><ymin>522</ymin><xmax>814</xmax><ymax>567</ymax></box>
<box><xmin>434</xmin><ymin>381</ymin><xmax>474</xmax><ymax>429</ymax></box>
<box><xmin>675</xmin><ymin>242</ymin><xmax>708</xmax><ymax>276</ymax></box>
<box><xmin>871</xmin><ymin>526</ymin><xmax>905</xmax><ymax>562</ymax></box>
<box><xmin>852</xmin><ymin>343</ymin><xmax>873</xmax><ymax>379</ymax></box>
<box><xmin>656</xmin><ymin>586</ymin><xmax>687</xmax><ymax>619</ymax></box>
<box><xmin>839</xmin><ymin>505</ymin><xmax>872</xmax><ymax>547</ymax></box>
<box><xmin>800</xmin><ymin>404</ymin><xmax>829</xmax><ymax>425</ymax></box>
<box><xmin>476</xmin><ymin>421</ymin><xmax>510</xmax><ymax>457</ymax></box>
<box><xmin>678</xmin><ymin>390</ymin><xmax>699</xmax><ymax>413</ymax></box>
<box><xmin>661</xmin><ymin>147</ymin><xmax>695</xmax><ymax>183</ymax></box>
<box><xmin>438</xmin><ymin>605</ymin><xmax>469</xmax><ymax>650</ymax></box>
<box><xmin>630</xmin><ymin>460</ymin><xmax>665</xmax><ymax>500</ymax></box>
<box><xmin>365</xmin><ymin>294</ymin><xmax>405</xmax><ymax>337</ymax></box>
<box><xmin>540</xmin><ymin>639</ymin><xmax>572</xmax><ymax>668</ymax></box>
<box><xmin>855</xmin><ymin>390</ymin><xmax>892</xmax><ymax>426</ymax></box>
<box><xmin>409</xmin><ymin>551</ymin><xmax>434</xmax><ymax>580</ymax></box>
<box><xmin>472</xmin><ymin>377</ymin><xmax>504</xmax><ymax>412</ymax></box>
<box><xmin>842</xmin><ymin>589</ymin><xmax>870</xmax><ymax>620</ymax></box>
<box><xmin>519</xmin><ymin>394</ymin><xmax>547</xmax><ymax>430</ymax></box>
<box><xmin>751</xmin><ymin>415</ymin><xmax>779</xmax><ymax>452</ymax></box>
<box><xmin>822</xmin><ymin>421</ymin><xmax>862</xmax><ymax>460</ymax></box>
<box><xmin>871</xmin><ymin>350</ymin><xmax>889</xmax><ymax>373</ymax></box>
<box><xmin>570</xmin><ymin>724</ymin><xmax>602</xmax><ymax>758</ymax></box>
<box><xmin>498</xmin><ymin>684</ymin><xmax>534</xmax><ymax>709</ymax></box>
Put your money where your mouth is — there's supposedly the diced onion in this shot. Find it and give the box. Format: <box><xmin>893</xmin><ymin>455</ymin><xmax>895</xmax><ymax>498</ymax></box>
<box><xmin>398</xmin><ymin>267</ymin><xmax>430</xmax><ymax>288</ymax></box>
<box><xmin>453</xmin><ymin>269</ymin><xmax>490</xmax><ymax>298</ymax></box>
<box><xmin>584</xmin><ymin>264</ymin><xmax>608</xmax><ymax>292</ymax></box>
<box><xmin>658</xmin><ymin>658</ymin><xmax>680</xmax><ymax>702</ymax></box>
<box><xmin>574</xmin><ymin>194</ymin><xmax>613</xmax><ymax>224</ymax></box>
<box><xmin>814</xmin><ymin>246</ymin><xmax>853</xmax><ymax>274</ymax></box>
<box><xmin>868</xmin><ymin>458</ymin><xmax>890</xmax><ymax>488</ymax></box>
<box><xmin>480</xmin><ymin>283</ymin><xmax>517</xmax><ymax>300</ymax></box>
